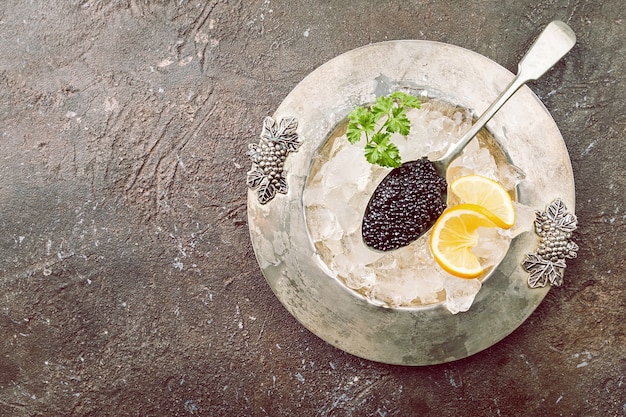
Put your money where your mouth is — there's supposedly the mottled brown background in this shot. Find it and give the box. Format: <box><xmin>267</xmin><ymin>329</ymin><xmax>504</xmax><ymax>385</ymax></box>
<box><xmin>0</xmin><ymin>1</ymin><xmax>624</xmax><ymax>416</ymax></box>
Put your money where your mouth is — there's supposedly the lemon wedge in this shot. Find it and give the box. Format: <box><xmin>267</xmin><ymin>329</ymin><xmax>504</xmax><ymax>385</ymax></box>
<box><xmin>429</xmin><ymin>204</ymin><xmax>500</xmax><ymax>278</ymax></box>
<box><xmin>450</xmin><ymin>175</ymin><xmax>515</xmax><ymax>229</ymax></box>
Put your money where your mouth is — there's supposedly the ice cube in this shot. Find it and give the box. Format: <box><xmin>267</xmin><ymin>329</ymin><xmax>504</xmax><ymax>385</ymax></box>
<box><xmin>339</xmin><ymin>233</ymin><xmax>385</xmax><ymax>266</ymax></box>
<box><xmin>504</xmin><ymin>202</ymin><xmax>536</xmax><ymax>238</ymax></box>
<box><xmin>498</xmin><ymin>163</ymin><xmax>527</xmax><ymax>191</ymax></box>
<box><xmin>320</xmin><ymin>182</ymin><xmax>362</xmax><ymax>236</ymax></box>
<box><xmin>448</xmin><ymin>140</ymin><xmax>498</xmax><ymax>180</ymax></box>
<box><xmin>368</xmin><ymin>278</ymin><xmax>405</xmax><ymax>307</ymax></box>
<box><xmin>409</xmin><ymin>238</ymin><xmax>436</xmax><ymax>269</ymax></box>
<box><xmin>413</xmin><ymin>267</ymin><xmax>446</xmax><ymax>304</ymax></box>
<box><xmin>369</xmin><ymin>253</ymin><xmax>397</xmax><ymax>271</ymax></box>
<box><xmin>322</xmin><ymin>144</ymin><xmax>372</xmax><ymax>192</ymax></box>
<box><xmin>406</xmin><ymin>265</ymin><xmax>445</xmax><ymax>305</ymax></box>
<box><xmin>306</xmin><ymin>205</ymin><xmax>343</xmax><ymax>242</ymax></box>
<box><xmin>333</xmin><ymin>203</ymin><xmax>362</xmax><ymax>236</ymax></box>
<box><xmin>472</xmin><ymin>227</ymin><xmax>508</xmax><ymax>269</ymax></box>
<box><xmin>443</xmin><ymin>276</ymin><xmax>482</xmax><ymax>314</ymax></box>
<box><xmin>302</xmin><ymin>184</ymin><xmax>322</xmax><ymax>207</ymax></box>
<box><xmin>342</xmin><ymin>264</ymin><xmax>377</xmax><ymax>291</ymax></box>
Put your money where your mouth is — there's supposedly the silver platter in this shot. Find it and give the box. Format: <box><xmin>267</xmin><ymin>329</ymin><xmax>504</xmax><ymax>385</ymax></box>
<box><xmin>247</xmin><ymin>40</ymin><xmax>575</xmax><ymax>365</ymax></box>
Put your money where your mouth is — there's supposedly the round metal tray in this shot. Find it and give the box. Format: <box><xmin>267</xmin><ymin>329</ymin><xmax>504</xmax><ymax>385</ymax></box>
<box><xmin>247</xmin><ymin>40</ymin><xmax>575</xmax><ymax>365</ymax></box>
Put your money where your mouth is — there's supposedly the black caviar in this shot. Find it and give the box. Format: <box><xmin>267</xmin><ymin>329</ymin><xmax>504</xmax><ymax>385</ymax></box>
<box><xmin>362</xmin><ymin>158</ymin><xmax>447</xmax><ymax>251</ymax></box>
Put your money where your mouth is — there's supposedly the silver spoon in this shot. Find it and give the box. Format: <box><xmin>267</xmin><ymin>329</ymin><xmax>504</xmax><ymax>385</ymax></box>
<box><xmin>362</xmin><ymin>20</ymin><xmax>577</xmax><ymax>251</ymax></box>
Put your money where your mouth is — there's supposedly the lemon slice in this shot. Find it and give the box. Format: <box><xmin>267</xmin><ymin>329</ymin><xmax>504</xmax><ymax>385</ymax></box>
<box><xmin>429</xmin><ymin>204</ymin><xmax>500</xmax><ymax>278</ymax></box>
<box><xmin>450</xmin><ymin>175</ymin><xmax>515</xmax><ymax>229</ymax></box>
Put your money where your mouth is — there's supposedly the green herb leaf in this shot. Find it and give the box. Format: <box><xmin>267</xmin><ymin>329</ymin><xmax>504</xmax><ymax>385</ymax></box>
<box><xmin>346</xmin><ymin>122</ymin><xmax>363</xmax><ymax>144</ymax></box>
<box><xmin>379</xmin><ymin>142</ymin><xmax>401</xmax><ymax>168</ymax></box>
<box><xmin>345</xmin><ymin>92</ymin><xmax>420</xmax><ymax>167</ymax></box>
<box><xmin>365</xmin><ymin>133</ymin><xmax>401</xmax><ymax>168</ymax></box>
<box><xmin>385</xmin><ymin>106</ymin><xmax>411</xmax><ymax>136</ymax></box>
<box><xmin>371</xmin><ymin>96</ymin><xmax>394</xmax><ymax>121</ymax></box>
<box><xmin>348</xmin><ymin>106</ymin><xmax>367</xmax><ymax>123</ymax></box>
<box><xmin>390</xmin><ymin>91</ymin><xmax>421</xmax><ymax>109</ymax></box>
<box><xmin>347</xmin><ymin>106</ymin><xmax>375</xmax><ymax>144</ymax></box>
<box><xmin>350</xmin><ymin>106</ymin><xmax>376</xmax><ymax>134</ymax></box>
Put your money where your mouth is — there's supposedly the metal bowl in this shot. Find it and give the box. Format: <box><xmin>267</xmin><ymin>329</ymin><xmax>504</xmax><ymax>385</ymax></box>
<box><xmin>247</xmin><ymin>40</ymin><xmax>575</xmax><ymax>365</ymax></box>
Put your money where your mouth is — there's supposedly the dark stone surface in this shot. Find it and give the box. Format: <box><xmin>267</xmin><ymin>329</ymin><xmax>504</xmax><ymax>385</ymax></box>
<box><xmin>0</xmin><ymin>1</ymin><xmax>624</xmax><ymax>416</ymax></box>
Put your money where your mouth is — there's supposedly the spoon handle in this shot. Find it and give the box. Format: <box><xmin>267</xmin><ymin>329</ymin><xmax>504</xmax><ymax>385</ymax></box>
<box><xmin>433</xmin><ymin>21</ymin><xmax>576</xmax><ymax>173</ymax></box>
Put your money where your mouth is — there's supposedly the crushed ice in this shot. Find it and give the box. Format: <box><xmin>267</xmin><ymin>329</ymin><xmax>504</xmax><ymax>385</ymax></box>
<box><xmin>304</xmin><ymin>98</ymin><xmax>529</xmax><ymax>314</ymax></box>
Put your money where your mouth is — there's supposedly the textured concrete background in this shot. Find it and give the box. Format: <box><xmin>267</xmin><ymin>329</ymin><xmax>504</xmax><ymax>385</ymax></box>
<box><xmin>0</xmin><ymin>1</ymin><xmax>624</xmax><ymax>416</ymax></box>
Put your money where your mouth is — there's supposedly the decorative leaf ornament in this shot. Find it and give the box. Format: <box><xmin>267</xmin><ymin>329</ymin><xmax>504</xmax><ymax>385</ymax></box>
<box><xmin>522</xmin><ymin>199</ymin><xmax>578</xmax><ymax>288</ymax></box>
<box><xmin>247</xmin><ymin>117</ymin><xmax>301</xmax><ymax>204</ymax></box>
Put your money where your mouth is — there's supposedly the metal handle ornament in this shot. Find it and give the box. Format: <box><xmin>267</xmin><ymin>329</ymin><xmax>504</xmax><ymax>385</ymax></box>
<box><xmin>247</xmin><ymin>116</ymin><xmax>301</xmax><ymax>204</ymax></box>
<box><xmin>522</xmin><ymin>199</ymin><xmax>579</xmax><ymax>288</ymax></box>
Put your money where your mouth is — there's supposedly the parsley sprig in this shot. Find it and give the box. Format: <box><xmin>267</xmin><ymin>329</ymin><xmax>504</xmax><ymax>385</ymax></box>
<box><xmin>346</xmin><ymin>92</ymin><xmax>421</xmax><ymax>168</ymax></box>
